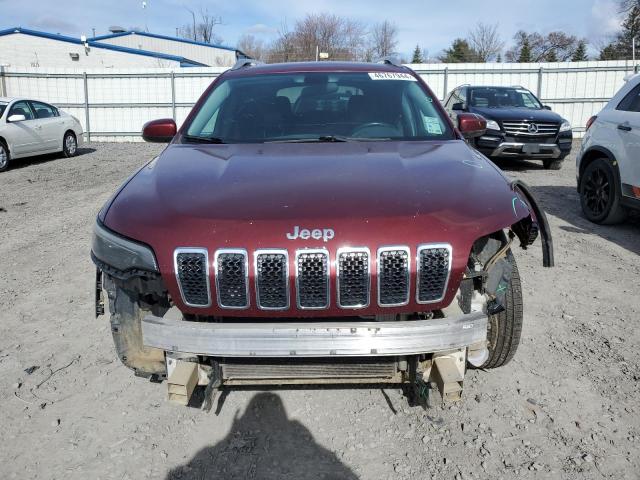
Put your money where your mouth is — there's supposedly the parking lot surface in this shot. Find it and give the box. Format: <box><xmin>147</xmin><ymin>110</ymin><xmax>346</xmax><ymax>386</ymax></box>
<box><xmin>0</xmin><ymin>141</ymin><xmax>639</xmax><ymax>479</ymax></box>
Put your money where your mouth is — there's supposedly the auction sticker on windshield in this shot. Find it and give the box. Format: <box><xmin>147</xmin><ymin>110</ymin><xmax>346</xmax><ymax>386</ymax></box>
<box><xmin>368</xmin><ymin>72</ymin><xmax>417</xmax><ymax>81</ymax></box>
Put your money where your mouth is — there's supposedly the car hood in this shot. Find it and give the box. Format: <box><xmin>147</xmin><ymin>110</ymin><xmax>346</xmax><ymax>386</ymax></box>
<box><xmin>104</xmin><ymin>140</ymin><xmax>531</xmax><ymax>316</ymax></box>
<box><xmin>470</xmin><ymin>106</ymin><xmax>564</xmax><ymax>123</ymax></box>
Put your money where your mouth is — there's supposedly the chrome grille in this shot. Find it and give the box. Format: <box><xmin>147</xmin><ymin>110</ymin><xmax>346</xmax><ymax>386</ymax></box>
<box><xmin>214</xmin><ymin>250</ymin><xmax>249</xmax><ymax>309</ymax></box>
<box><xmin>296</xmin><ymin>250</ymin><xmax>329</xmax><ymax>309</ymax></box>
<box><xmin>378</xmin><ymin>247</ymin><xmax>410</xmax><ymax>306</ymax></box>
<box><xmin>174</xmin><ymin>249</ymin><xmax>210</xmax><ymax>307</ymax></box>
<box><xmin>255</xmin><ymin>250</ymin><xmax>289</xmax><ymax>310</ymax></box>
<box><xmin>417</xmin><ymin>244</ymin><xmax>451</xmax><ymax>304</ymax></box>
<box><xmin>337</xmin><ymin>248</ymin><xmax>370</xmax><ymax>308</ymax></box>
<box><xmin>501</xmin><ymin>121</ymin><xmax>559</xmax><ymax>136</ymax></box>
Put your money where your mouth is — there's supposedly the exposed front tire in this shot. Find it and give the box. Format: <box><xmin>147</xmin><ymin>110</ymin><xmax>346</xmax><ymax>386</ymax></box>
<box><xmin>480</xmin><ymin>252</ymin><xmax>523</xmax><ymax>369</ymax></box>
<box><xmin>0</xmin><ymin>141</ymin><xmax>10</xmax><ymax>172</ymax></box>
<box><xmin>104</xmin><ymin>276</ymin><xmax>166</xmax><ymax>376</ymax></box>
<box><xmin>62</xmin><ymin>131</ymin><xmax>78</xmax><ymax>158</ymax></box>
<box><xmin>579</xmin><ymin>157</ymin><xmax>627</xmax><ymax>224</ymax></box>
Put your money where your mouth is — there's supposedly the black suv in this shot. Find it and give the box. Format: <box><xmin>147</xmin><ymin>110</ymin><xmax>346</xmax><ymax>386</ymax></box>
<box><xmin>444</xmin><ymin>85</ymin><xmax>573</xmax><ymax>170</ymax></box>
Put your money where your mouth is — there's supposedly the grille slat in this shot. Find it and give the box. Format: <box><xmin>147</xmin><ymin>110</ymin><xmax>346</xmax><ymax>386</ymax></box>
<box><xmin>502</xmin><ymin>121</ymin><xmax>558</xmax><ymax>136</ymax></box>
<box><xmin>255</xmin><ymin>250</ymin><xmax>289</xmax><ymax>310</ymax></box>
<box><xmin>378</xmin><ymin>247</ymin><xmax>410</xmax><ymax>306</ymax></box>
<box><xmin>296</xmin><ymin>250</ymin><xmax>329</xmax><ymax>309</ymax></box>
<box><xmin>417</xmin><ymin>245</ymin><xmax>451</xmax><ymax>304</ymax></box>
<box><xmin>337</xmin><ymin>248</ymin><xmax>370</xmax><ymax>308</ymax></box>
<box><xmin>215</xmin><ymin>250</ymin><xmax>249</xmax><ymax>309</ymax></box>
<box><xmin>175</xmin><ymin>249</ymin><xmax>210</xmax><ymax>307</ymax></box>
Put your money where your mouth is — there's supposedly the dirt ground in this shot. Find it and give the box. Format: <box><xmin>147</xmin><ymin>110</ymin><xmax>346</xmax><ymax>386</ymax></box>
<box><xmin>0</xmin><ymin>140</ymin><xmax>639</xmax><ymax>480</ymax></box>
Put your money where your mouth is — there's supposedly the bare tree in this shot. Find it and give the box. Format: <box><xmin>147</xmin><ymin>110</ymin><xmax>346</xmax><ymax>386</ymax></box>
<box><xmin>267</xmin><ymin>13</ymin><xmax>367</xmax><ymax>62</ymax></box>
<box><xmin>178</xmin><ymin>7</ymin><xmax>223</xmax><ymax>44</ymax></box>
<box><xmin>505</xmin><ymin>30</ymin><xmax>583</xmax><ymax>62</ymax></box>
<box><xmin>467</xmin><ymin>23</ymin><xmax>504</xmax><ymax>62</ymax></box>
<box><xmin>237</xmin><ymin>34</ymin><xmax>266</xmax><ymax>61</ymax></box>
<box><xmin>370</xmin><ymin>20</ymin><xmax>399</xmax><ymax>58</ymax></box>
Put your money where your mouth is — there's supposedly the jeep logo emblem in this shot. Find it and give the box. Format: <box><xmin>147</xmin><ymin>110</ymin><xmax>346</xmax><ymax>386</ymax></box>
<box><xmin>286</xmin><ymin>226</ymin><xmax>335</xmax><ymax>242</ymax></box>
<box><xmin>527</xmin><ymin>123</ymin><xmax>538</xmax><ymax>134</ymax></box>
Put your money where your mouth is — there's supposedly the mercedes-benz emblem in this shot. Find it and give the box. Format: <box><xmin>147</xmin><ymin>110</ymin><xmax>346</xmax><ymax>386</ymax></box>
<box><xmin>527</xmin><ymin>123</ymin><xmax>539</xmax><ymax>133</ymax></box>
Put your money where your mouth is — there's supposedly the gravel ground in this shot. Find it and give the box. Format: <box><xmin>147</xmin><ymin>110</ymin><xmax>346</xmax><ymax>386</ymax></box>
<box><xmin>0</xmin><ymin>141</ymin><xmax>639</xmax><ymax>480</ymax></box>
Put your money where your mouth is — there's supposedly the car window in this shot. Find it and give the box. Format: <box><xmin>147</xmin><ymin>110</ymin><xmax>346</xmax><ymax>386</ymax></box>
<box><xmin>0</xmin><ymin>102</ymin><xmax>7</xmax><ymax>117</ymax></box>
<box><xmin>185</xmin><ymin>71</ymin><xmax>454</xmax><ymax>143</ymax></box>
<box><xmin>30</xmin><ymin>101</ymin><xmax>58</xmax><ymax>119</ymax></box>
<box><xmin>468</xmin><ymin>87</ymin><xmax>542</xmax><ymax>109</ymax></box>
<box><xmin>616</xmin><ymin>83</ymin><xmax>640</xmax><ymax>112</ymax></box>
<box><xmin>8</xmin><ymin>101</ymin><xmax>35</xmax><ymax>120</ymax></box>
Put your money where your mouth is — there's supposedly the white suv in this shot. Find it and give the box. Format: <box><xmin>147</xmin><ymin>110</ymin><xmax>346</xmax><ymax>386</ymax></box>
<box><xmin>577</xmin><ymin>74</ymin><xmax>640</xmax><ymax>224</ymax></box>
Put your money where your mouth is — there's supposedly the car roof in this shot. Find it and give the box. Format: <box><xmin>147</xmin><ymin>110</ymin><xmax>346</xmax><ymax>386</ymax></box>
<box><xmin>223</xmin><ymin>61</ymin><xmax>412</xmax><ymax>78</ymax></box>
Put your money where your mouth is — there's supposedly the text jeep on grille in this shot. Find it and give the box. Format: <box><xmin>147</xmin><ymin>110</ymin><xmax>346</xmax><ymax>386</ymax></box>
<box><xmin>91</xmin><ymin>59</ymin><xmax>553</xmax><ymax>407</ymax></box>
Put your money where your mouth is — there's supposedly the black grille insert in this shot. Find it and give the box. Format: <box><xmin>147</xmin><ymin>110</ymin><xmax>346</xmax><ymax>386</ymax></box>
<box><xmin>337</xmin><ymin>249</ymin><xmax>370</xmax><ymax>308</ymax></box>
<box><xmin>215</xmin><ymin>251</ymin><xmax>249</xmax><ymax>308</ymax></box>
<box><xmin>378</xmin><ymin>248</ymin><xmax>410</xmax><ymax>306</ymax></box>
<box><xmin>255</xmin><ymin>251</ymin><xmax>289</xmax><ymax>310</ymax></box>
<box><xmin>296</xmin><ymin>250</ymin><xmax>329</xmax><ymax>309</ymax></box>
<box><xmin>175</xmin><ymin>250</ymin><xmax>210</xmax><ymax>307</ymax></box>
<box><xmin>417</xmin><ymin>245</ymin><xmax>451</xmax><ymax>303</ymax></box>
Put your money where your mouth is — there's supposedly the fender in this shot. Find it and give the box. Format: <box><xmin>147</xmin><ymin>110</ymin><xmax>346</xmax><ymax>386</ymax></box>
<box><xmin>511</xmin><ymin>179</ymin><xmax>554</xmax><ymax>268</ymax></box>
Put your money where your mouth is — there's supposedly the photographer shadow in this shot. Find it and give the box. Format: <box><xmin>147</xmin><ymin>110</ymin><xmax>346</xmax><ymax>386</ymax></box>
<box><xmin>167</xmin><ymin>392</ymin><xmax>358</xmax><ymax>480</ymax></box>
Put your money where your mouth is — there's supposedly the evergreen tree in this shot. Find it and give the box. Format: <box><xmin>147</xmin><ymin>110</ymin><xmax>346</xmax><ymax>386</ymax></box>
<box><xmin>496</xmin><ymin>53</ymin><xmax>502</xmax><ymax>63</ymax></box>
<box><xmin>412</xmin><ymin>44</ymin><xmax>423</xmax><ymax>63</ymax></box>
<box><xmin>518</xmin><ymin>38</ymin><xmax>532</xmax><ymax>62</ymax></box>
<box><xmin>598</xmin><ymin>6</ymin><xmax>640</xmax><ymax>60</ymax></box>
<box><xmin>546</xmin><ymin>49</ymin><xmax>558</xmax><ymax>62</ymax></box>
<box><xmin>572</xmin><ymin>40</ymin><xmax>588</xmax><ymax>61</ymax></box>
<box><xmin>439</xmin><ymin>38</ymin><xmax>479</xmax><ymax>63</ymax></box>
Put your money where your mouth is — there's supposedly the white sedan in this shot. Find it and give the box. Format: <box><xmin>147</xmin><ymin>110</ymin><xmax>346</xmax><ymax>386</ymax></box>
<box><xmin>0</xmin><ymin>97</ymin><xmax>84</xmax><ymax>172</ymax></box>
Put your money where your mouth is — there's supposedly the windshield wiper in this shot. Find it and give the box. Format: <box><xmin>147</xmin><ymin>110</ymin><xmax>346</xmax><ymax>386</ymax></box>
<box><xmin>183</xmin><ymin>135</ymin><xmax>226</xmax><ymax>144</ymax></box>
<box><xmin>267</xmin><ymin>135</ymin><xmax>350</xmax><ymax>143</ymax></box>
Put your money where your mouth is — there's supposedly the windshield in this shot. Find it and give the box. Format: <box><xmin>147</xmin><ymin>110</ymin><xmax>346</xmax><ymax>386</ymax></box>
<box><xmin>185</xmin><ymin>71</ymin><xmax>454</xmax><ymax>143</ymax></box>
<box><xmin>0</xmin><ymin>102</ymin><xmax>7</xmax><ymax>118</ymax></box>
<box><xmin>468</xmin><ymin>87</ymin><xmax>542</xmax><ymax>109</ymax></box>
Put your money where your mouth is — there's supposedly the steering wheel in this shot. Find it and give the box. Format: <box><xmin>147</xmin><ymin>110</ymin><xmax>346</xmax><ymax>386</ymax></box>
<box><xmin>350</xmin><ymin>122</ymin><xmax>398</xmax><ymax>138</ymax></box>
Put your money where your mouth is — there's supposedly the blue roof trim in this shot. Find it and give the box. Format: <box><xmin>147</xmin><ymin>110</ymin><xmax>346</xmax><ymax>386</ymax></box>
<box><xmin>0</xmin><ymin>27</ymin><xmax>206</xmax><ymax>66</ymax></box>
<box><xmin>91</xmin><ymin>30</ymin><xmax>240</xmax><ymax>53</ymax></box>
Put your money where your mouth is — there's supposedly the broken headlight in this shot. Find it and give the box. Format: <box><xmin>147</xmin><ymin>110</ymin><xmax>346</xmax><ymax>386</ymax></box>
<box><xmin>92</xmin><ymin>219</ymin><xmax>158</xmax><ymax>272</ymax></box>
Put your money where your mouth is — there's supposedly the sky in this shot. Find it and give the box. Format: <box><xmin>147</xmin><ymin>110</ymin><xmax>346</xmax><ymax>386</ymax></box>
<box><xmin>0</xmin><ymin>0</ymin><xmax>626</xmax><ymax>59</ymax></box>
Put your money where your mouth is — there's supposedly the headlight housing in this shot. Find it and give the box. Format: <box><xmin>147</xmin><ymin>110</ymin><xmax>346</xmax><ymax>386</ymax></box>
<box><xmin>559</xmin><ymin>121</ymin><xmax>572</xmax><ymax>132</ymax></box>
<box><xmin>485</xmin><ymin>119</ymin><xmax>501</xmax><ymax>131</ymax></box>
<box><xmin>92</xmin><ymin>220</ymin><xmax>158</xmax><ymax>272</ymax></box>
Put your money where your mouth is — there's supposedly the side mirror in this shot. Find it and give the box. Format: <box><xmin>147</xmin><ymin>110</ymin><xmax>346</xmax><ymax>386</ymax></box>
<box><xmin>543</xmin><ymin>105</ymin><xmax>552</xmax><ymax>110</ymax></box>
<box><xmin>457</xmin><ymin>113</ymin><xmax>487</xmax><ymax>139</ymax></box>
<box><xmin>452</xmin><ymin>102</ymin><xmax>466</xmax><ymax>111</ymax></box>
<box><xmin>7</xmin><ymin>114</ymin><xmax>26</xmax><ymax>123</ymax></box>
<box><xmin>142</xmin><ymin>118</ymin><xmax>177</xmax><ymax>143</ymax></box>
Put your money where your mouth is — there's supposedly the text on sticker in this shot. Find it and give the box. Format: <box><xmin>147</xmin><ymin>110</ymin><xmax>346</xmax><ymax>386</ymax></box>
<box><xmin>368</xmin><ymin>72</ymin><xmax>417</xmax><ymax>81</ymax></box>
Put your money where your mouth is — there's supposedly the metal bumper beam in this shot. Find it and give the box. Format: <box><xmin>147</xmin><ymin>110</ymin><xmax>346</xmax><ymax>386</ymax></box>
<box><xmin>141</xmin><ymin>312</ymin><xmax>488</xmax><ymax>357</ymax></box>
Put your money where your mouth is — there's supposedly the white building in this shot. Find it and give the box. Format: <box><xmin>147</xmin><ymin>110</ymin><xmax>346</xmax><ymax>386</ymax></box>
<box><xmin>91</xmin><ymin>30</ymin><xmax>246</xmax><ymax>67</ymax></box>
<box><xmin>0</xmin><ymin>27</ymin><xmax>205</xmax><ymax>68</ymax></box>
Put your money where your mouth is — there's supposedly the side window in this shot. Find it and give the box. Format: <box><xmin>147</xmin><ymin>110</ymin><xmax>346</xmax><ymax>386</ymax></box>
<box><xmin>458</xmin><ymin>88</ymin><xmax>467</xmax><ymax>105</ymax></box>
<box><xmin>8</xmin><ymin>101</ymin><xmax>35</xmax><ymax>120</ymax></box>
<box><xmin>617</xmin><ymin>83</ymin><xmax>640</xmax><ymax>112</ymax></box>
<box><xmin>443</xmin><ymin>91</ymin><xmax>455</xmax><ymax>109</ymax></box>
<box><xmin>30</xmin><ymin>101</ymin><xmax>57</xmax><ymax>119</ymax></box>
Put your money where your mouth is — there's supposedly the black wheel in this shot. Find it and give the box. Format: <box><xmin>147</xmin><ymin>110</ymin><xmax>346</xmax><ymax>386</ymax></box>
<box><xmin>480</xmin><ymin>252</ymin><xmax>523</xmax><ymax>369</ymax></box>
<box><xmin>0</xmin><ymin>141</ymin><xmax>9</xmax><ymax>172</ymax></box>
<box><xmin>62</xmin><ymin>131</ymin><xmax>78</xmax><ymax>158</ymax></box>
<box><xmin>579</xmin><ymin>157</ymin><xmax>627</xmax><ymax>224</ymax></box>
<box><xmin>543</xmin><ymin>158</ymin><xmax>563</xmax><ymax>170</ymax></box>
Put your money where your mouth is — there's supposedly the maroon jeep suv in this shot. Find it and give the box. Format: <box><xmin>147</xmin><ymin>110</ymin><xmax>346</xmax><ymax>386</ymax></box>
<box><xmin>92</xmin><ymin>60</ymin><xmax>552</xmax><ymax>406</ymax></box>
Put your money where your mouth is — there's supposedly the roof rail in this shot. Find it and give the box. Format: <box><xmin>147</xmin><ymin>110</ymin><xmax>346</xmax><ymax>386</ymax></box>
<box><xmin>231</xmin><ymin>58</ymin><xmax>263</xmax><ymax>71</ymax></box>
<box><xmin>376</xmin><ymin>56</ymin><xmax>403</xmax><ymax>68</ymax></box>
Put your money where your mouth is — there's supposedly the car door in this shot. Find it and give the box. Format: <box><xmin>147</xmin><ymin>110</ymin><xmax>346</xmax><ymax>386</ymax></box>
<box><xmin>4</xmin><ymin>101</ymin><xmax>42</xmax><ymax>156</ymax></box>
<box><xmin>605</xmin><ymin>82</ymin><xmax>640</xmax><ymax>195</ymax></box>
<box><xmin>29</xmin><ymin>101</ymin><xmax>62</xmax><ymax>151</ymax></box>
